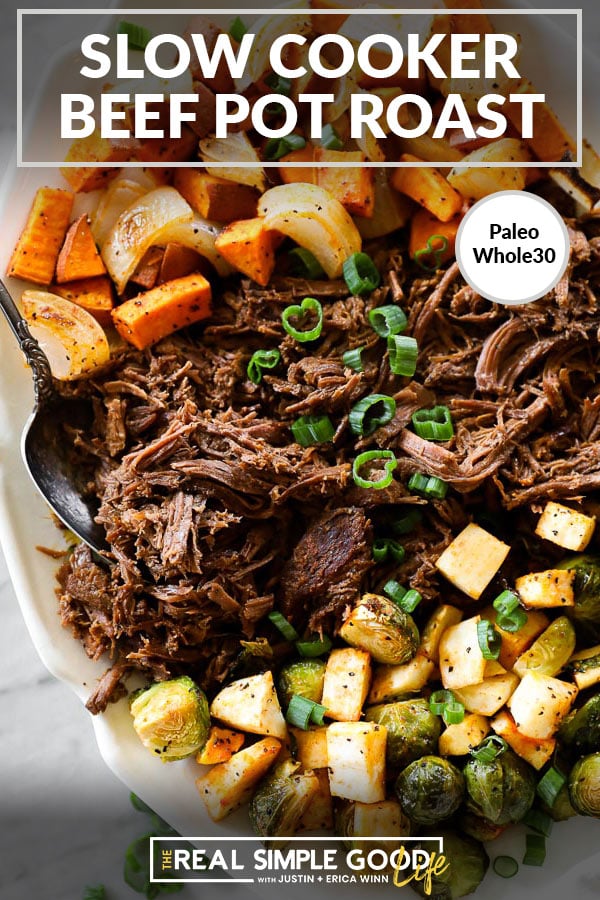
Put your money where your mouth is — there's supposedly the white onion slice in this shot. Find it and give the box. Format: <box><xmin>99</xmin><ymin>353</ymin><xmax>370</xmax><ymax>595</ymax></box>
<box><xmin>199</xmin><ymin>132</ymin><xmax>266</xmax><ymax>192</ymax></box>
<box><xmin>159</xmin><ymin>214</ymin><xmax>233</xmax><ymax>277</ymax></box>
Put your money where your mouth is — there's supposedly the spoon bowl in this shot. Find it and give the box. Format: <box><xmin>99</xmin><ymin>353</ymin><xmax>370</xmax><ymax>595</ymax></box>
<box><xmin>0</xmin><ymin>278</ymin><xmax>108</xmax><ymax>554</ymax></box>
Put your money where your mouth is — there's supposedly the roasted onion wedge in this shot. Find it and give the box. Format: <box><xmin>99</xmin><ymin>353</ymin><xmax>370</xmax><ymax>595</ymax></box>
<box><xmin>158</xmin><ymin>214</ymin><xmax>233</xmax><ymax>277</ymax></box>
<box><xmin>21</xmin><ymin>290</ymin><xmax>110</xmax><ymax>380</ymax></box>
<box><xmin>199</xmin><ymin>132</ymin><xmax>266</xmax><ymax>192</ymax></box>
<box><xmin>258</xmin><ymin>183</ymin><xmax>361</xmax><ymax>278</ymax></box>
<box><xmin>92</xmin><ymin>177</ymin><xmax>148</xmax><ymax>248</ymax></box>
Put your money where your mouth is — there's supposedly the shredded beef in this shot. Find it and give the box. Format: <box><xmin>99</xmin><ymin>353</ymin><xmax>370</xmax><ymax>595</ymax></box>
<box><xmin>54</xmin><ymin>217</ymin><xmax>600</xmax><ymax>712</ymax></box>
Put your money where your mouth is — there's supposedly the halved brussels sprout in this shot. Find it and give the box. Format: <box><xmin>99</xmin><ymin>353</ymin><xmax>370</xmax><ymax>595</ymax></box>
<box><xmin>557</xmin><ymin>555</ymin><xmax>600</xmax><ymax>640</ymax></box>
<box><xmin>568</xmin><ymin>752</ymin><xmax>600</xmax><ymax>817</ymax></box>
<box><xmin>410</xmin><ymin>831</ymin><xmax>489</xmax><ymax>900</ymax></box>
<box><xmin>463</xmin><ymin>748</ymin><xmax>536</xmax><ymax>825</ymax></box>
<box><xmin>457</xmin><ymin>810</ymin><xmax>506</xmax><ymax>842</ymax></box>
<box><xmin>249</xmin><ymin>759</ymin><xmax>317</xmax><ymax>837</ymax></box>
<box><xmin>394</xmin><ymin>756</ymin><xmax>465</xmax><ymax>826</ymax></box>
<box><xmin>365</xmin><ymin>698</ymin><xmax>442</xmax><ymax>768</ymax></box>
<box><xmin>338</xmin><ymin>593</ymin><xmax>419</xmax><ymax>665</ymax></box>
<box><xmin>130</xmin><ymin>676</ymin><xmax>210</xmax><ymax>762</ymax></box>
<box><xmin>541</xmin><ymin>783</ymin><xmax>578</xmax><ymax>822</ymax></box>
<box><xmin>513</xmin><ymin>616</ymin><xmax>576</xmax><ymax>678</ymax></box>
<box><xmin>558</xmin><ymin>692</ymin><xmax>600</xmax><ymax>758</ymax></box>
<box><xmin>278</xmin><ymin>659</ymin><xmax>326</xmax><ymax>708</ymax></box>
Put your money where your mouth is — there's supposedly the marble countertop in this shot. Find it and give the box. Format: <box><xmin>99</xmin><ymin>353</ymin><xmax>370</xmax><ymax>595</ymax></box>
<box><xmin>1</xmin><ymin>3</ymin><xmax>600</xmax><ymax>899</ymax></box>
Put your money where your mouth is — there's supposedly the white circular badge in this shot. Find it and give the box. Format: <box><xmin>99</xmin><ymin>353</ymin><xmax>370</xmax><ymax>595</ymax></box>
<box><xmin>455</xmin><ymin>191</ymin><xmax>570</xmax><ymax>306</ymax></box>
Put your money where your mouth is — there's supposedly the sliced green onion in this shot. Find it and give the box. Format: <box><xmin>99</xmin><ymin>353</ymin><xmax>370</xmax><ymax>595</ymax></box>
<box><xmin>369</xmin><ymin>305</ymin><xmax>407</xmax><ymax>338</ymax></box>
<box><xmin>342</xmin><ymin>346</ymin><xmax>364</xmax><ymax>372</ymax></box>
<box><xmin>349</xmin><ymin>393</ymin><xmax>396</xmax><ymax>437</ymax></box>
<box><xmin>470</xmin><ymin>735</ymin><xmax>508</xmax><ymax>764</ymax></box>
<box><xmin>493</xmin><ymin>590</ymin><xmax>520</xmax><ymax>615</ymax></box>
<box><xmin>391</xmin><ymin>509</ymin><xmax>422</xmax><ymax>535</ymax></box>
<box><xmin>291</xmin><ymin>414</ymin><xmax>335</xmax><ymax>448</ymax></box>
<box><xmin>373</xmin><ymin>539</ymin><xmax>405</xmax><ymax>564</ymax></box>
<box><xmin>493</xmin><ymin>856</ymin><xmax>519</xmax><ymax>879</ymax></box>
<box><xmin>523</xmin><ymin>808</ymin><xmax>553</xmax><ymax>837</ymax></box>
<box><xmin>496</xmin><ymin>608</ymin><xmax>528</xmax><ymax>633</ymax></box>
<box><xmin>288</xmin><ymin>247</ymin><xmax>325</xmax><ymax>279</ymax></box>
<box><xmin>83</xmin><ymin>886</ymin><xmax>107</xmax><ymax>900</ymax></box>
<box><xmin>264</xmin><ymin>133</ymin><xmax>306</xmax><ymax>161</ymax></box>
<box><xmin>352</xmin><ymin>450</ymin><xmax>397</xmax><ymax>490</ymax></box>
<box><xmin>321</xmin><ymin>123</ymin><xmax>344</xmax><ymax>150</ymax></box>
<box><xmin>400</xmin><ymin>589</ymin><xmax>422</xmax><ymax>613</ymax></box>
<box><xmin>536</xmin><ymin>766</ymin><xmax>566</xmax><ymax>808</ymax></box>
<box><xmin>412</xmin><ymin>405</ymin><xmax>454</xmax><ymax>441</ymax></box>
<box><xmin>429</xmin><ymin>689</ymin><xmax>455</xmax><ymax>716</ymax></box>
<box><xmin>343</xmin><ymin>252</ymin><xmax>381</xmax><ymax>296</ymax></box>
<box><xmin>287</xmin><ymin>695</ymin><xmax>316</xmax><ymax>729</ymax></box>
<box><xmin>477</xmin><ymin>619</ymin><xmax>502</xmax><ymax>660</ymax></box>
<box><xmin>296</xmin><ymin>635</ymin><xmax>333</xmax><ymax>657</ymax></box>
<box><xmin>523</xmin><ymin>833</ymin><xmax>546</xmax><ymax>867</ymax></box>
<box><xmin>282</xmin><ymin>296</ymin><xmax>323</xmax><ymax>342</ymax></box>
<box><xmin>408</xmin><ymin>472</ymin><xmax>448</xmax><ymax>500</ymax></box>
<box><xmin>247</xmin><ymin>348</ymin><xmax>281</xmax><ymax>384</ymax></box>
<box><xmin>117</xmin><ymin>20</ymin><xmax>152</xmax><ymax>51</ymax></box>
<box><xmin>268</xmin><ymin>610</ymin><xmax>299</xmax><ymax>641</ymax></box>
<box><xmin>265</xmin><ymin>72</ymin><xmax>292</xmax><ymax>96</ymax></box>
<box><xmin>388</xmin><ymin>334</ymin><xmax>418</xmax><ymax>376</ymax></box>
<box><xmin>310</xmin><ymin>702</ymin><xmax>327</xmax><ymax>726</ymax></box>
<box><xmin>229</xmin><ymin>16</ymin><xmax>247</xmax><ymax>42</ymax></box>
<box><xmin>443</xmin><ymin>700</ymin><xmax>465</xmax><ymax>725</ymax></box>
<box><xmin>383</xmin><ymin>579</ymin><xmax>407</xmax><ymax>604</ymax></box>
<box><xmin>414</xmin><ymin>234</ymin><xmax>449</xmax><ymax>272</ymax></box>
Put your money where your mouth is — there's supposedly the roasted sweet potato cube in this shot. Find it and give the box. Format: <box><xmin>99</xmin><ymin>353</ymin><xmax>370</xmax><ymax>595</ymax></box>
<box><xmin>52</xmin><ymin>276</ymin><xmax>114</xmax><ymax>326</ymax></box>
<box><xmin>278</xmin><ymin>146</ymin><xmax>317</xmax><ymax>185</ymax></box>
<box><xmin>392</xmin><ymin>155</ymin><xmax>463</xmax><ymax>222</ymax></box>
<box><xmin>61</xmin><ymin>131</ymin><xmax>134</xmax><ymax>192</ymax></box>
<box><xmin>55</xmin><ymin>214</ymin><xmax>106</xmax><ymax>283</ymax></box>
<box><xmin>173</xmin><ymin>169</ymin><xmax>259</xmax><ymax>222</ymax></box>
<box><xmin>7</xmin><ymin>187</ymin><xmax>74</xmax><ymax>285</ymax></box>
<box><xmin>409</xmin><ymin>207</ymin><xmax>462</xmax><ymax>266</ymax></box>
<box><xmin>158</xmin><ymin>243</ymin><xmax>206</xmax><ymax>284</ymax></box>
<box><xmin>130</xmin><ymin>247</ymin><xmax>165</xmax><ymax>291</ymax></box>
<box><xmin>504</xmin><ymin>80</ymin><xmax>576</xmax><ymax>162</ymax></box>
<box><xmin>133</xmin><ymin>125</ymin><xmax>197</xmax><ymax>164</ymax></box>
<box><xmin>315</xmin><ymin>149</ymin><xmax>375</xmax><ymax>217</ymax></box>
<box><xmin>214</xmin><ymin>218</ymin><xmax>278</xmax><ymax>286</ymax></box>
<box><xmin>196</xmin><ymin>726</ymin><xmax>245</xmax><ymax>765</ymax></box>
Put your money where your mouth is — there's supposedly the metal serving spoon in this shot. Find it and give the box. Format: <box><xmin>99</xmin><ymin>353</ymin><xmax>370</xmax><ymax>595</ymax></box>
<box><xmin>0</xmin><ymin>279</ymin><xmax>108</xmax><ymax>553</ymax></box>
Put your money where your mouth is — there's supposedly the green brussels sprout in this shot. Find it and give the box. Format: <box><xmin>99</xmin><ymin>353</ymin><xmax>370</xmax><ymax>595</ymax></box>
<box><xmin>249</xmin><ymin>759</ymin><xmax>316</xmax><ymax>837</ymax></box>
<box><xmin>365</xmin><ymin>699</ymin><xmax>442</xmax><ymax>768</ymax></box>
<box><xmin>558</xmin><ymin>692</ymin><xmax>600</xmax><ymax>758</ymax></box>
<box><xmin>463</xmin><ymin>748</ymin><xmax>536</xmax><ymax>825</ymax></box>
<box><xmin>338</xmin><ymin>593</ymin><xmax>419</xmax><ymax>665</ymax></box>
<box><xmin>129</xmin><ymin>676</ymin><xmax>210</xmax><ymax>762</ymax></box>
<box><xmin>456</xmin><ymin>810</ymin><xmax>506</xmax><ymax>842</ymax></box>
<box><xmin>541</xmin><ymin>783</ymin><xmax>578</xmax><ymax>822</ymax></box>
<box><xmin>277</xmin><ymin>659</ymin><xmax>326</xmax><ymax>708</ymax></box>
<box><xmin>568</xmin><ymin>752</ymin><xmax>600</xmax><ymax>816</ymax></box>
<box><xmin>557</xmin><ymin>555</ymin><xmax>600</xmax><ymax>640</ymax></box>
<box><xmin>395</xmin><ymin>756</ymin><xmax>465</xmax><ymax>826</ymax></box>
<box><xmin>410</xmin><ymin>832</ymin><xmax>489</xmax><ymax>900</ymax></box>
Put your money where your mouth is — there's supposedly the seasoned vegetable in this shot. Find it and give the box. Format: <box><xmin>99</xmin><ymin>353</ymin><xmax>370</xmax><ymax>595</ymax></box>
<box><xmin>464</xmin><ymin>748</ymin><xmax>536</xmax><ymax>825</ymax></box>
<box><xmin>568</xmin><ymin>753</ymin><xmax>600</xmax><ymax>817</ymax></box>
<box><xmin>512</xmin><ymin>616</ymin><xmax>576</xmax><ymax>678</ymax></box>
<box><xmin>278</xmin><ymin>659</ymin><xmax>326</xmax><ymax>708</ymax></box>
<box><xmin>52</xmin><ymin>276</ymin><xmax>114</xmax><ymax>326</ymax></box>
<box><xmin>391</xmin><ymin>155</ymin><xmax>463</xmax><ymax>222</ymax></box>
<box><xmin>568</xmin><ymin>645</ymin><xmax>600</xmax><ymax>690</ymax></box>
<box><xmin>8</xmin><ymin>187</ymin><xmax>74</xmax><ymax>285</ymax></box>
<box><xmin>365</xmin><ymin>698</ymin><xmax>442</xmax><ymax>768</ymax></box>
<box><xmin>435</xmin><ymin>524</ymin><xmax>510</xmax><ymax>601</ymax></box>
<box><xmin>214</xmin><ymin>217</ymin><xmax>278</xmax><ymax>286</ymax></box>
<box><xmin>173</xmin><ymin>169</ymin><xmax>259</xmax><ymax>222</ymax></box>
<box><xmin>557</xmin><ymin>555</ymin><xmax>600</xmax><ymax>640</ymax></box>
<box><xmin>439</xmin><ymin>616</ymin><xmax>487</xmax><ymax>690</ymax></box>
<box><xmin>491</xmin><ymin>710</ymin><xmax>555</xmax><ymax>770</ymax></box>
<box><xmin>543</xmin><ymin>784</ymin><xmax>577</xmax><ymax>822</ymax></box>
<box><xmin>249</xmin><ymin>758</ymin><xmax>319</xmax><ymax>836</ymax></box>
<box><xmin>338</xmin><ymin>593</ymin><xmax>419</xmax><ymax>665</ymax></box>
<box><xmin>321</xmin><ymin>648</ymin><xmax>371</xmax><ymax>722</ymax></box>
<box><xmin>130</xmin><ymin>676</ymin><xmax>210</xmax><ymax>761</ymax></box>
<box><xmin>515</xmin><ymin>568</ymin><xmax>575</xmax><ymax>610</ymax></box>
<box><xmin>55</xmin><ymin>214</ymin><xmax>107</xmax><ymax>283</ymax></box>
<box><xmin>507</xmin><ymin>672</ymin><xmax>578</xmax><ymax>739</ymax></box>
<box><xmin>457</xmin><ymin>811</ymin><xmax>506</xmax><ymax>843</ymax></box>
<box><xmin>439</xmin><ymin>714</ymin><xmax>491</xmax><ymax>758</ymax></box>
<box><xmin>558</xmin><ymin>692</ymin><xmax>600</xmax><ymax>758</ymax></box>
<box><xmin>452</xmin><ymin>664</ymin><xmax>519</xmax><ymax>718</ymax></box>
<box><xmin>335</xmin><ymin>798</ymin><xmax>410</xmax><ymax>852</ymax></box>
<box><xmin>394</xmin><ymin>756</ymin><xmax>465</xmax><ymax>826</ymax></box>
<box><xmin>210</xmin><ymin>670</ymin><xmax>288</xmax><ymax>739</ymax></box>
<box><xmin>535</xmin><ymin>502</ymin><xmax>596</xmax><ymax>552</ymax></box>
<box><xmin>197</xmin><ymin>737</ymin><xmax>281</xmax><ymax>822</ymax></box>
<box><xmin>327</xmin><ymin>721</ymin><xmax>387</xmax><ymax>803</ymax></box>
<box><xmin>410</xmin><ymin>831</ymin><xmax>489</xmax><ymax>899</ymax></box>
<box><xmin>289</xmin><ymin>725</ymin><xmax>328</xmax><ymax>770</ymax></box>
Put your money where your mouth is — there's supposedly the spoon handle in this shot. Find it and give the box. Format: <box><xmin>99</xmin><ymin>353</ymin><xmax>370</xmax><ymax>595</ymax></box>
<box><xmin>0</xmin><ymin>279</ymin><xmax>54</xmax><ymax>405</ymax></box>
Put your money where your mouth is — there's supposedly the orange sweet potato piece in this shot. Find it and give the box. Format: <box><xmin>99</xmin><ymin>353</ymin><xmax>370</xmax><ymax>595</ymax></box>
<box><xmin>278</xmin><ymin>146</ymin><xmax>317</xmax><ymax>185</ymax></box>
<box><xmin>61</xmin><ymin>131</ymin><xmax>134</xmax><ymax>193</ymax></box>
<box><xmin>214</xmin><ymin>218</ymin><xmax>278</xmax><ymax>287</ymax></box>
<box><xmin>52</xmin><ymin>276</ymin><xmax>114</xmax><ymax>326</ymax></box>
<box><xmin>504</xmin><ymin>79</ymin><xmax>576</xmax><ymax>163</ymax></box>
<box><xmin>7</xmin><ymin>187</ymin><xmax>74</xmax><ymax>285</ymax></box>
<box><xmin>133</xmin><ymin>125</ymin><xmax>197</xmax><ymax>164</ymax></box>
<box><xmin>130</xmin><ymin>247</ymin><xmax>165</xmax><ymax>291</ymax></box>
<box><xmin>112</xmin><ymin>273</ymin><xmax>212</xmax><ymax>350</ymax></box>
<box><xmin>196</xmin><ymin>726</ymin><xmax>245</xmax><ymax>765</ymax></box>
<box><xmin>173</xmin><ymin>169</ymin><xmax>259</xmax><ymax>222</ymax></box>
<box><xmin>158</xmin><ymin>243</ymin><xmax>206</xmax><ymax>284</ymax></box>
<box><xmin>315</xmin><ymin>149</ymin><xmax>375</xmax><ymax>217</ymax></box>
<box><xmin>55</xmin><ymin>214</ymin><xmax>106</xmax><ymax>283</ymax></box>
<box><xmin>391</xmin><ymin>155</ymin><xmax>463</xmax><ymax>222</ymax></box>
<box><xmin>409</xmin><ymin>207</ymin><xmax>463</xmax><ymax>267</ymax></box>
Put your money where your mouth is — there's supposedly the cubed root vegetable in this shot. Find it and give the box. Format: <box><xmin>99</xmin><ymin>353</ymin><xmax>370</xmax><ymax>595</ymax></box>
<box><xmin>55</xmin><ymin>214</ymin><xmax>107</xmax><ymax>283</ymax></box>
<box><xmin>298</xmin><ymin>769</ymin><xmax>333</xmax><ymax>831</ymax></box>
<box><xmin>504</xmin><ymin>79</ymin><xmax>576</xmax><ymax>162</ymax></box>
<box><xmin>480</xmin><ymin>605</ymin><xmax>549</xmax><ymax>670</ymax></box>
<box><xmin>447</xmin><ymin>139</ymin><xmax>531</xmax><ymax>200</ymax></box>
<box><xmin>196</xmin><ymin>726</ymin><xmax>245</xmax><ymax>765</ymax></box>
<box><xmin>159</xmin><ymin>243</ymin><xmax>206</xmax><ymax>284</ymax></box>
<box><xmin>438</xmin><ymin>714</ymin><xmax>490</xmax><ymax>756</ymax></box>
<box><xmin>327</xmin><ymin>721</ymin><xmax>387</xmax><ymax>803</ymax></box>
<box><xmin>130</xmin><ymin>247</ymin><xmax>165</xmax><ymax>291</ymax></box>
<box><xmin>515</xmin><ymin>569</ymin><xmax>575</xmax><ymax>609</ymax></box>
<box><xmin>409</xmin><ymin>207</ymin><xmax>462</xmax><ymax>266</ymax></box>
<box><xmin>278</xmin><ymin>146</ymin><xmax>317</xmax><ymax>185</ymax></box>
<box><xmin>196</xmin><ymin>737</ymin><xmax>281</xmax><ymax>822</ymax></box>
<box><xmin>569</xmin><ymin>645</ymin><xmax>600</xmax><ymax>690</ymax></box>
<box><xmin>133</xmin><ymin>127</ymin><xmax>198</xmax><ymax>165</ymax></box>
<box><xmin>173</xmin><ymin>169</ymin><xmax>260</xmax><ymax>222</ymax></box>
<box><xmin>315</xmin><ymin>149</ymin><xmax>375</xmax><ymax>217</ymax></box>
<box><xmin>368</xmin><ymin>653</ymin><xmax>434</xmax><ymax>705</ymax></box>
<box><xmin>420</xmin><ymin>605</ymin><xmax>463</xmax><ymax>663</ymax></box>
<box><xmin>52</xmin><ymin>276</ymin><xmax>114</xmax><ymax>326</ymax></box>
<box><xmin>289</xmin><ymin>726</ymin><xmax>329</xmax><ymax>770</ymax></box>
<box><xmin>391</xmin><ymin>155</ymin><xmax>463</xmax><ymax>222</ymax></box>
<box><xmin>439</xmin><ymin>616</ymin><xmax>486</xmax><ymax>690</ymax></box>
<box><xmin>61</xmin><ymin>131</ymin><xmax>133</xmax><ymax>193</ymax></box>
<box><xmin>7</xmin><ymin>187</ymin><xmax>74</xmax><ymax>285</ymax></box>
<box><xmin>491</xmin><ymin>710</ymin><xmax>555</xmax><ymax>770</ymax></box>
<box><xmin>321</xmin><ymin>647</ymin><xmax>371</xmax><ymax>721</ymax></box>
<box><xmin>507</xmin><ymin>672</ymin><xmax>578</xmax><ymax>740</ymax></box>
<box><xmin>111</xmin><ymin>273</ymin><xmax>212</xmax><ymax>350</ymax></box>
<box><xmin>214</xmin><ymin>217</ymin><xmax>278</xmax><ymax>286</ymax></box>
<box><xmin>435</xmin><ymin>523</ymin><xmax>510</xmax><ymax>600</ymax></box>
<box><xmin>535</xmin><ymin>502</ymin><xmax>596</xmax><ymax>552</ymax></box>
<box><xmin>453</xmin><ymin>668</ymin><xmax>520</xmax><ymax>717</ymax></box>
<box><xmin>209</xmin><ymin>670</ymin><xmax>288</xmax><ymax>740</ymax></box>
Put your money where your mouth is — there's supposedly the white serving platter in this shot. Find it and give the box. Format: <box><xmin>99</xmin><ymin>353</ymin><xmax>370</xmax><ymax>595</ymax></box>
<box><xmin>1</xmin><ymin>3</ymin><xmax>599</xmax><ymax>898</ymax></box>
